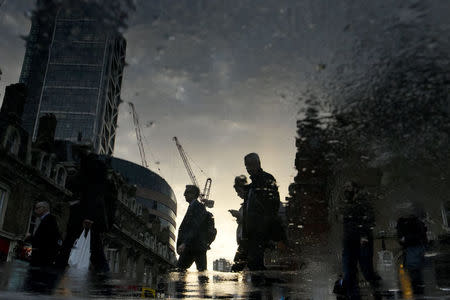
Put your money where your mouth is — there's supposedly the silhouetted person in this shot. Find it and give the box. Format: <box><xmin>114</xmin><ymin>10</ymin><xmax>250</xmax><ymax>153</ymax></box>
<box><xmin>24</xmin><ymin>201</ymin><xmax>62</xmax><ymax>293</ymax></box>
<box><xmin>341</xmin><ymin>181</ymin><xmax>381</xmax><ymax>300</ymax></box>
<box><xmin>244</xmin><ymin>153</ymin><xmax>280</xmax><ymax>271</ymax></box>
<box><xmin>397</xmin><ymin>214</ymin><xmax>428</xmax><ymax>295</ymax></box>
<box><xmin>177</xmin><ymin>185</ymin><xmax>215</xmax><ymax>271</ymax></box>
<box><xmin>58</xmin><ymin>152</ymin><xmax>110</xmax><ymax>273</ymax></box>
<box><xmin>230</xmin><ymin>175</ymin><xmax>249</xmax><ymax>272</ymax></box>
<box><xmin>26</xmin><ymin>201</ymin><xmax>61</xmax><ymax>267</ymax></box>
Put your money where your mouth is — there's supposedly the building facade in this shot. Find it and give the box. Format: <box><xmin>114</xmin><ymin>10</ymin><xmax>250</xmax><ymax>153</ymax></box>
<box><xmin>0</xmin><ymin>83</ymin><xmax>71</xmax><ymax>262</ymax></box>
<box><xmin>213</xmin><ymin>258</ymin><xmax>231</xmax><ymax>272</ymax></box>
<box><xmin>20</xmin><ymin>0</ymin><xmax>126</xmax><ymax>155</ymax></box>
<box><xmin>0</xmin><ymin>84</ymin><xmax>176</xmax><ymax>288</ymax></box>
<box><xmin>108</xmin><ymin>157</ymin><xmax>177</xmax><ymax>254</ymax></box>
<box><xmin>100</xmin><ymin>168</ymin><xmax>177</xmax><ymax>287</ymax></box>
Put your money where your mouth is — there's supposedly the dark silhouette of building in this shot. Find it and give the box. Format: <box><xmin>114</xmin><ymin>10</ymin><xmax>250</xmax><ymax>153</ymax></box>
<box><xmin>19</xmin><ymin>0</ymin><xmax>127</xmax><ymax>154</ymax></box>
<box><xmin>287</xmin><ymin>108</ymin><xmax>330</xmax><ymax>253</ymax></box>
<box><xmin>0</xmin><ymin>83</ymin><xmax>176</xmax><ymax>288</ymax></box>
<box><xmin>0</xmin><ymin>83</ymin><xmax>70</xmax><ymax>262</ymax></box>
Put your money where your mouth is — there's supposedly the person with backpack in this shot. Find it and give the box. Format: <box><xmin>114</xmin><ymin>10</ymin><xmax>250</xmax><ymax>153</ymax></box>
<box><xmin>396</xmin><ymin>213</ymin><xmax>428</xmax><ymax>295</ymax></box>
<box><xmin>177</xmin><ymin>185</ymin><xmax>216</xmax><ymax>271</ymax></box>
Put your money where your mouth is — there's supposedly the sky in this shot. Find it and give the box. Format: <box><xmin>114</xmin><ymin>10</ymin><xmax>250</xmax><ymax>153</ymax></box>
<box><xmin>1</xmin><ymin>0</ymin><xmax>448</xmax><ymax>270</ymax></box>
<box><xmin>0</xmin><ymin>0</ymin><xmax>302</xmax><ymax>268</ymax></box>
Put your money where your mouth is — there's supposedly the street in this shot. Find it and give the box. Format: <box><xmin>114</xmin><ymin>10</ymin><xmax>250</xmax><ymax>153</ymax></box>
<box><xmin>1</xmin><ymin>254</ymin><xmax>450</xmax><ymax>299</ymax></box>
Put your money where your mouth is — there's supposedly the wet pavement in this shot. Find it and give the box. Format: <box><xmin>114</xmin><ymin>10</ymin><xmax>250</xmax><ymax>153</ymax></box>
<box><xmin>1</xmin><ymin>258</ymin><xmax>450</xmax><ymax>299</ymax></box>
<box><xmin>0</xmin><ymin>259</ymin><xmax>342</xmax><ymax>299</ymax></box>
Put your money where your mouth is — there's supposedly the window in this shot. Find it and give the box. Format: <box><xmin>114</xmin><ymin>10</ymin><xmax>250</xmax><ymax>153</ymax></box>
<box><xmin>3</xmin><ymin>128</ymin><xmax>20</xmax><ymax>156</ymax></box>
<box><xmin>442</xmin><ymin>201</ymin><xmax>450</xmax><ymax>229</ymax></box>
<box><xmin>56</xmin><ymin>167</ymin><xmax>67</xmax><ymax>187</ymax></box>
<box><xmin>106</xmin><ymin>248</ymin><xmax>120</xmax><ymax>273</ymax></box>
<box><xmin>0</xmin><ymin>186</ymin><xmax>9</xmax><ymax>229</ymax></box>
<box><xmin>41</xmin><ymin>155</ymin><xmax>51</xmax><ymax>175</ymax></box>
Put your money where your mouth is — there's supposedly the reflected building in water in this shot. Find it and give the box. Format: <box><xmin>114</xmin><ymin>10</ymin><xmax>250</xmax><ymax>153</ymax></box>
<box><xmin>0</xmin><ymin>0</ymin><xmax>177</xmax><ymax>288</ymax></box>
<box><xmin>213</xmin><ymin>258</ymin><xmax>231</xmax><ymax>272</ymax></box>
<box><xmin>19</xmin><ymin>0</ymin><xmax>126</xmax><ymax>155</ymax></box>
<box><xmin>286</xmin><ymin>108</ymin><xmax>331</xmax><ymax>256</ymax></box>
<box><xmin>0</xmin><ymin>84</ymin><xmax>71</xmax><ymax>263</ymax></box>
<box><xmin>0</xmin><ymin>83</ymin><xmax>177</xmax><ymax>288</ymax></box>
<box><xmin>101</xmin><ymin>156</ymin><xmax>177</xmax><ymax>286</ymax></box>
<box><xmin>108</xmin><ymin>157</ymin><xmax>177</xmax><ymax>255</ymax></box>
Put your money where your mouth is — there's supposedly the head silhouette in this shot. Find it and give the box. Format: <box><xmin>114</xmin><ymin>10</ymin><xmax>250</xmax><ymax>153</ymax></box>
<box><xmin>234</xmin><ymin>175</ymin><xmax>248</xmax><ymax>199</ymax></box>
<box><xmin>244</xmin><ymin>153</ymin><xmax>261</xmax><ymax>176</ymax></box>
<box><xmin>184</xmin><ymin>185</ymin><xmax>200</xmax><ymax>203</ymax></box>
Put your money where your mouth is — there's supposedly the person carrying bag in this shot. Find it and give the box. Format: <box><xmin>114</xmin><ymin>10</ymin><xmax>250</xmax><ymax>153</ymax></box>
<box><xmin>68</xmin><ymin>229</ymin><xmax>91</xmax><ymax>270</ymax></box>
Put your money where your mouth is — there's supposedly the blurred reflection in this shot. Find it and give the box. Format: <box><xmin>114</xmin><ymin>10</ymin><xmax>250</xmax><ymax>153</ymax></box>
<box><xmin>0</xmin><ymin>0</ymin><xmax>449</xmax><ymax>299</ymax></box>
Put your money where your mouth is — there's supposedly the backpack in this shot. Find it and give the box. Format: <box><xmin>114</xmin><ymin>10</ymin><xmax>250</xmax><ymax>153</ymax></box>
<box><xmin>204</xmin><ymin>211</ymin><xmax>217</xmax><ymax>245</ymax></box>
<box><xmin>333</xmin><ymin>278</ymin><xmax>347</xmax><ymax>299</ymax></box>
<box><xmin>397</xmin><ymin>216</ymin><xmax>427</xmax><ymax>247</ymax></box>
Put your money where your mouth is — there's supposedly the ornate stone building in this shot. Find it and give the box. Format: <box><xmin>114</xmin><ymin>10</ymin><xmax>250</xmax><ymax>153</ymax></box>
<box><xmin>0</xmin><ymin>83</ymin><xmax>176</xmax><ymax>288</ymax></box>
<box><xmin>102</xmin><ymin>168</ymin><xmax>176</xmax><ymax>286</ymax></box>
<box><xmin>0</xmin><ymin>83</ymin><xmax>70</xmax><ymax>262</ymax></box>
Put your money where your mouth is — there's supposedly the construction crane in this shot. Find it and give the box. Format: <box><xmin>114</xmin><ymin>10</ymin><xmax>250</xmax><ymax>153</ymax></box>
<box><xmin>173</xmin><ymin>136</ymin><xmax>214</xmax><ymax>208</ymax></box>
<box><xmin>128</xmin><ymin>102</ymin><xmax>149</xmax><ymax>168</ymax></box>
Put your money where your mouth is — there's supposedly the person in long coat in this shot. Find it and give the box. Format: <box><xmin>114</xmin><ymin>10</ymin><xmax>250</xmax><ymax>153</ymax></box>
<box><xmin>27</xmin><ymin>201</ymin><xmax>61</xmax><ymax>267</ymax></box>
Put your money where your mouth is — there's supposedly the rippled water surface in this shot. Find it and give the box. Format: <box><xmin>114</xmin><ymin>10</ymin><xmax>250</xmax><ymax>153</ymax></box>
<box><xmin>1</xmin><ymin>0</ymin><xmax>449</xmax><ymax>299</ymax></box>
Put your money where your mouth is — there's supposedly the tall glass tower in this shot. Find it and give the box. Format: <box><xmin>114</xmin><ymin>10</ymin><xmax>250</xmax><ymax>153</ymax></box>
<box><xmin>20</xmin><ymin>1</ymin><xmax>127</xmax><ymax>155</ymax></box>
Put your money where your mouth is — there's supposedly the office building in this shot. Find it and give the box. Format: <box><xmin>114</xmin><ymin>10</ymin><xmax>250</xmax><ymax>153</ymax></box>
<box><xmin>108</xmin><ymin>157</ymin><xmax>177</xmax><ymax>253</ymax></box>
<box><xmin>20</xmin><ymin>0</ymin><xmax>126</xmax><ymax>154</ymax></box>
<box><xmin>213</xmin><ymin>258</ymin><xmax>232</xmax><ymax>272</ymax></box>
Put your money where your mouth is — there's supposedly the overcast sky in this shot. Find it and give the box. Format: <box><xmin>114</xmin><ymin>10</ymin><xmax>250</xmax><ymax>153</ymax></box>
<box><xmin>1</xmin><ymin>0</ymin><xmax>448</xmax><ymax>269</ymax></box>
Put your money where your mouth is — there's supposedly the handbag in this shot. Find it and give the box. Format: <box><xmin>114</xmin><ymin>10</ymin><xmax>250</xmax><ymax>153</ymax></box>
<box><xmin>68</xmin><ymin>229</ymin><xmax>91</xmax><ymax>270</ymax></box>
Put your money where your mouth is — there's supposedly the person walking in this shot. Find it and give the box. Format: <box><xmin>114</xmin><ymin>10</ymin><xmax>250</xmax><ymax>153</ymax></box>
<box><xmin>341</xmin><ymin>181</ymin><xmax>381</xmax><ymax>300</ymax></box>
<box><xmin>396</xmin><ymin>213</ymin><xmax>428</xmax><ymax>296</ymax></box>
<box><xmin>230</xmin><ymin>175</ymin><xmax>249</xmax><ymax>272</ymax></box>
<box><xmin>24</xmin><ymin>200</ymin><xmax>63</xmax><ymax>293</ymax></box>
<box><xmin>57</xmin><ymin>152</ymin><xmax>111</xmax><ymax>273</ymax></box>
<box><xmin>244</xmin><ymin>153</ymin><xmax>280</xmax><ymax>271</ymax></box>
<box><xmin>177</xmin><ymin>185</ymin><xmax>216</xmax><ymax>271</ymax></box>
<box><xmin>26</xmin><ymin>201</ymin><xmax>61</xmax><ymax>268</ymax></box>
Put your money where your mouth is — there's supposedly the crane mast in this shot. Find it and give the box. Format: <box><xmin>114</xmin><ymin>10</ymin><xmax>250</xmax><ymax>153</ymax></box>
<box><xmin>173</xmin><ymin>137</ymin><xmax>198</xmax><ymax>187</ymax></box>
<box><xmin>173</xmin><ymin>136</ymin><xmax>213</xmax><ymax>207</ymax></box>
<box><xmin>128</xmin><ymin>102</ymin><xmax>149</xmax><ymax>168</ymax></box>
<box><xmin>202</xmin><ymin>178</ymin><xmax>212</xmax><ymax>201</ymax></box>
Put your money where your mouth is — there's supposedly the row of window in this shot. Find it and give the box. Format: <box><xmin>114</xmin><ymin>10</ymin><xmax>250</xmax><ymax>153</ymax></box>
<box><xmin>136</xmin><ymin>197</ymin><xmax>176</xmax><ymax>222</ymax></box>
<box><xmin>45</xmin><ymin>64</ymin><xmax>103</xmax><ymax>88</ymax></box>
<box><xmin>1</xmin><ymin>127</ymin><xmax>68</xmax><ymax>188</ymax></box>
<box><xmin>41</xmin><ymin>89</ymin><xmax>99</xmax><ymax>113</ymax></box>
<box><xmin>105</xmin><ymin>246</ymin><xmax>176</xmax><ymax>278</ymax></box>
<box><xmin>159</xmin><ymin>218</ymin><xmax>176</xmax><ymax>236</ymax></box>
<box><xmin>54</xmin><ymin>20</ymin><xmax>107</xmax><ymax>42</ymax></box>
<box><xmin>50</xmin><ymin>41</ymin><xmax>105</xmax><ymax>65</ymax></box>
<box><xmin>109</xmin><ymin>158</ymin><xmax>177</xmax><ymax>203</ymax></box>
<box><xmin>119</xmin><ymin>196</ymin><xmax>176</xmax><ymax>247</ymax></box>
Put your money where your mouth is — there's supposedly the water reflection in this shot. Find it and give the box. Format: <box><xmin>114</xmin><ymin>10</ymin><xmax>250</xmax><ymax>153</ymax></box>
<box><xmin>0</xmin><ymin>0</ymin><xmax>449</xmax><ymax>299</ymax></box>
<box><xmin>0</xmin><ymin>261</ymin><xmax>294</xmax><ymax>299</ymax></box>
<box><xmin>2</xmin><ymin>258</ymin><xmax>450</xmax><ymax>298</ymax></box>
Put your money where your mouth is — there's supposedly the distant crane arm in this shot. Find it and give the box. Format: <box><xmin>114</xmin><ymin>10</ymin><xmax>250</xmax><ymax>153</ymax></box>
<box><xmin>173</xmin><ymin>136</ymin><xmax>198</xmax><ymax>187</ymax></box>
<box><xmin>173</xmin><ymin>137</ymin><xmax>214</xmax><ymax>207</ymax></box>
<box><xmin>128</xmin><ymin>102</ymin><xmax>149</xmax><ymax>168</ymax></box>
